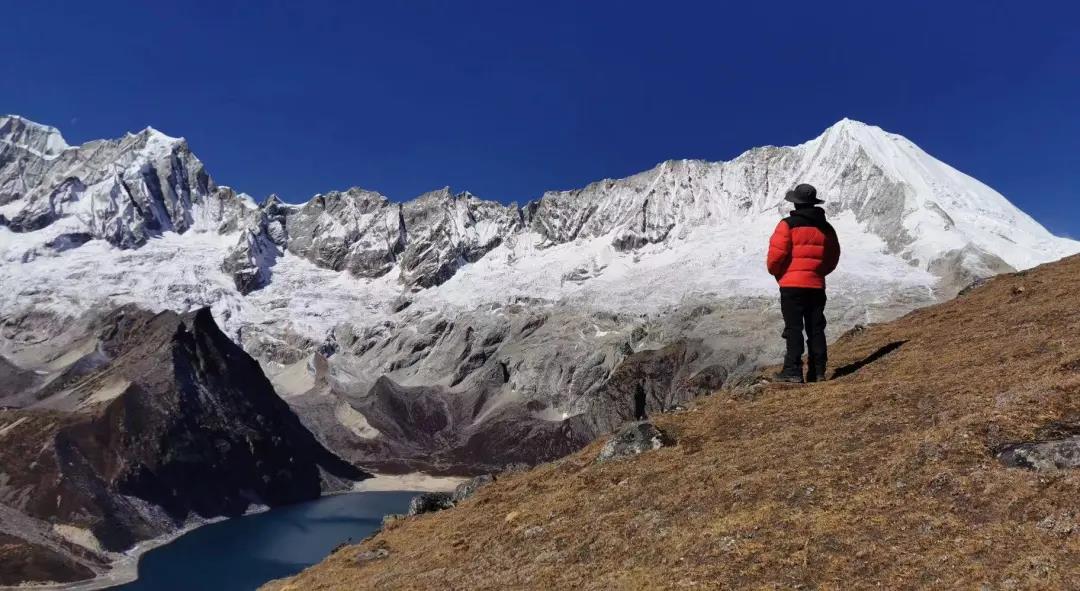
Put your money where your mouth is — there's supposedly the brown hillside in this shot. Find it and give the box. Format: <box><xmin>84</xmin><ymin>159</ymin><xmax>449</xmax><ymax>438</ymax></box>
<box><xmin>266</xmin><ymin>255</ymin><xmax>1080</xmax><ymax>590</ymax></box>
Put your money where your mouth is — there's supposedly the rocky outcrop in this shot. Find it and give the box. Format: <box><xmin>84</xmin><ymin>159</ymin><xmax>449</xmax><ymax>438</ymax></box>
<box><xmin>0</xmin><ymin>354</ymin><xmax>38</xmax><ymax>399</ymax></box>
<box><xmin>406</xmin><ymin>492</ymin><xmax>456</xmax><ymax>516</ymax></box>
<box><xmin>598</xmin><ymin>341</ymin><xmax>712</xmax><ymax>425</ymax></box>
<box><xmin>221</xmin><ymin>195</ymin><xmax>291</xmax><ymax>293</ymax></box>
<box><xmin>452</xmin><ymin>474</ymin><xmax>495</xmax><ymax>503</ymax></box>
<box><xmin>998</xmin><ymin>437</ymin><xmax>1080</xmax><ymax>470</ymax></box>
<box><xmin>396</xmin><ymin>189</ymin><xmax>521</xmax><ymax>289</ymax></box>
<box><xmin>0</xmin><ymin>305</ymin><xmax>366</xmax><ymax>586</ymax></box>
<box><xmin>401</xmin><ymin>475</ymin><xmax>494</xmax><ymax>518</ymax></box>
<box><xmin>285</xmin><ymin>187</ymin><xmax>401</xmax><ymax>277</ymax></box>
<box><xmin>280</xmin><ymin>186</ymin><xmax>523</xmax><ymax>288</ymax></box>
<box><xmin>596</xmin><ymin>421</ymin><xmax>674</xmax><ymax>463</ymax></box>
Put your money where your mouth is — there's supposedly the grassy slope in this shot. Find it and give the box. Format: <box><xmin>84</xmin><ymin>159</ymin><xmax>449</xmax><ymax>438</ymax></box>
<box><xmin>266</xmin><ymin>255</ymin><xmax>1080</xmax><ymax>590</ymax></box>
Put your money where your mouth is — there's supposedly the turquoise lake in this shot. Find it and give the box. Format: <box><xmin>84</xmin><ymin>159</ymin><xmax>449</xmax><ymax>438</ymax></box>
<box><xmin>112</xmin><ymin>490</ymin><xmax>416</xmax><ymax>590</ymax></box>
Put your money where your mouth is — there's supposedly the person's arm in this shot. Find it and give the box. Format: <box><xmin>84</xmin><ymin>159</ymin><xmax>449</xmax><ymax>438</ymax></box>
<box><xmin>821</xmin><ymin>225</ymin><xmax>841</xmax><ymax>276</ymax></box>
<box><xmin>766</xmin><ymin>220</ymin><xmax>792</xmax><ymax>279</ymax></box>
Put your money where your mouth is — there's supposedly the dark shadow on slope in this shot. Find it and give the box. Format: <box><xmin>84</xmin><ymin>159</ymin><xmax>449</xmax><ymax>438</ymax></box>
<box><xmin>830</xmin><ymin>340</ymin><xmax>908</xmax><ymax>380</ymax></box>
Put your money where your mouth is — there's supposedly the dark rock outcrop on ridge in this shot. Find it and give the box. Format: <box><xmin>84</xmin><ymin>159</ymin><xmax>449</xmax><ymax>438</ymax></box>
<box><xmin>596</xmin><ymin>421</ymin><xmax>674</xmax><ymax>463</ymax></box>
<box><xmin>0</xmin><ymin>305</ymin><xmax>367</xmax><ymax>586</ymax></box>
<box><xmin>406</xmin><ymin>492</ymin><xmax>456</xmax><ymax>516</ymax></box>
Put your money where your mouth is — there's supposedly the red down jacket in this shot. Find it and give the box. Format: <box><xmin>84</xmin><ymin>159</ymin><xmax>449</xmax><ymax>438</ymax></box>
<box><xmin>766</xmin><ymin>207</ymin><xmax>841</xmax><ymax>289</ymax></box>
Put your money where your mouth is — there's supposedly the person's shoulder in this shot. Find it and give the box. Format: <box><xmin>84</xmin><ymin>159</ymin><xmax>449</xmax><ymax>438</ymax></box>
<box><xmin>784</xmin><ymin>213</ymin><xmax>811</xmax><ymax>228</ymax></box>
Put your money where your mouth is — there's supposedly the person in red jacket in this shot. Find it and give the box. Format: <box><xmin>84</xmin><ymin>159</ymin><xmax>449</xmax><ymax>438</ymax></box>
<box><xmin>766</xmin><ymin>183</ymin><xmax>841</xmax><ymax>383</ymax></box>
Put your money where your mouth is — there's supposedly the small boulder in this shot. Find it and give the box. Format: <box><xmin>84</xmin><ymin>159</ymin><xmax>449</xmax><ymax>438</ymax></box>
<box><xmin>998</xmin><ymin>437</ymin><xmax>1080</xmax><ymax>470</ymax></box>
<box><xmin>958</xmin><ymin>277</ymin><xmax>990</xmax><ymax>296</ymax></box>
<box><xmin>500</xmin><ymin>462</ymin><xmax>531</xmax><ymax>474</ymax></box>
<box><xmin>406</xmin><ymin>491</ymin><xmax>455</xmax><ymax>516</ymax></box>
<box><xmin>330</xmin><ymin>537</ymin><xmax>353</xmax><ymax>554</ymax></box>
<box><xmin>452</xmin><ymin>474</ymin><xmax>494</xmax><ymax>503</ymax></box>
<box><xmin>356</xmin><ymin>548</ymin><xmax>390</xmax><ymax>562</ymax></box>
<box><xmin>596</xmin><ymin>421</ymin><xmax>674</xmax><ymax>463</ymax></box>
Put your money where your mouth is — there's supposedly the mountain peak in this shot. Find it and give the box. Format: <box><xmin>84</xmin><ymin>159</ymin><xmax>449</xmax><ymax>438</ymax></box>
<box><xmin>0</xmin><ymin>114</ymin><xmax>70</xmax><ymax>157</ymax></box>
<box><xmin>818</xmin><ymin>117</ymin><xmax>897</xmax><ymax>145</ymax></box>
<box><xmin>829</xmin><ymin>116</ymin><xmax>870</xmax><ymax>129</ymax></box>
<box><xmin>129</xmin><ymin>125</ymin><xmax>184</xmax><ymax>148</ymax></box>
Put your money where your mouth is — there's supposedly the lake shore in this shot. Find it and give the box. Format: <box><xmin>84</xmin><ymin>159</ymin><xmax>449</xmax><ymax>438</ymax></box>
<box><xmin>6</xmin><ymin>513</ymin><xmax>235</xmax><ymax>591</ymax></box>
<box><xmin>8</xmin><ymin>473</ymin><xmax>459</xmax><ymax>591</ymax></box>
<box><xmin>351</xmin><ymin>472</ymin><xmax>466</xmax><ymax>493</ymax></box>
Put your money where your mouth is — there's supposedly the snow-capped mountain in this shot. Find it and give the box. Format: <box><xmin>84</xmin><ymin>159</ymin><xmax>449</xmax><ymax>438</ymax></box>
<box><xmin>1</xmin><ymin>114</ymin><xmax>1076</xmax><ymax>472</ymax></box>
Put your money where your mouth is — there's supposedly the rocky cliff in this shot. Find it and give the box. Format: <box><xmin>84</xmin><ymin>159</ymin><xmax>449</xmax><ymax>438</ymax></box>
<box><xmin>0</xmin><ymin>305</ymin><xmax>366</xmax><ymax>586</ymax></box>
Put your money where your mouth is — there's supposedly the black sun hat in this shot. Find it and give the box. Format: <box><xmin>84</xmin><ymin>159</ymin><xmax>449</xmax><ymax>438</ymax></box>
<box><xmin>784</xmin><ymin>183</ymin><xmax>824</xmax><ymax>205</ymax></box>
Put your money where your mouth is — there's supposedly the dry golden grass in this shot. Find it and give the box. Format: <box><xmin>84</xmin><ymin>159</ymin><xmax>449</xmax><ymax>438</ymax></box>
<box><xmin>266</xmin><ymin>255</ymin><xmax>1080</xmax><ymax>590</ymax></box>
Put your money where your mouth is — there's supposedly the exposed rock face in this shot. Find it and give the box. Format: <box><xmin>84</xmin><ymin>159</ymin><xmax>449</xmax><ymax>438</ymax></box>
<box><xmin>400</xmin><ymin>475</ymin><xmax>494</xmax><ymax>518</ymax></box>
<box><xmin>452</xmin><ymin>475</ymin><xmax>495</xmax><ymax>503</ymax></box>
<box><xmin>406</xmin><ymin>492</ymin><xmax>456</xmax><ymax>516</ymax></box>
<box><xmin>0</xmin><ymin>115</ymin><xmax>248</xmax><ymax>251</ymax></box>
<box><xmin>0</xmin><ymin>305</ymin><xmax>365</xmax><ymax>585</ymax></box>
<box><xmin>998</xmin><ymin>437</ymin><xmax>1080</xmax><ymax>470</ymax></box>
<box><xmin>397</xmin><ymin>189</ymin><xmax>521</xmax><ymax>290</ymax></box>
<box><xmin>598</xmin><ymin>341</ymin><xmax>709</xmax><ymax>424</ymax></box>
<box><xmin>281</xmin><ymin>186</ymin><xmax>522</xmax><ymax>289</ymax></box>
<box><xmin>285</xmin><ymin>187</ymin><xmax>402</xmax><ymax>277</ymax></box>
<box><xmin>355</xmin><ymin>548</ymin><xmax>391</xmax><ymax>562</ymax></box>
<box><xmin>596</xmin><ymin>421</ymin><xmax>673</xmax><ymax>463</ymax></box>
<box><xmin>0</xmin><ymin>354</ymin><xmax>38</xmax><ymax>398</ymax></box>
<box><xmin>221</xmin><ymin>195</ymin><xmax>291</xmax><ymax>293</ymax></box>
<box><xmin>928</xmin><ymin>244</ymin><xmax>1016</xmax><ymax>297</ymax></box>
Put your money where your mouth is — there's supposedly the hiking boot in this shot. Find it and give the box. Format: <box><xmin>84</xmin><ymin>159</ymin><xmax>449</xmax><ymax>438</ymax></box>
<box><xmin>771</xmin><ymin>371</ymin><xmax>804</xmax><ymax>384</ymax></box>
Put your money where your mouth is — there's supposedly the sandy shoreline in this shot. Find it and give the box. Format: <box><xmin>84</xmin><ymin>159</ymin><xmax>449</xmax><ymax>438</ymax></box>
<box><xmin>8</xmin><ymin>473</ymin><xmax>463</xmax><ymax>591</ymax></box>
<box><xmin>5</xmin><ymin>514</ymin><xmax>234</xmax><ymax>591</ymax></box>
<box><xmin>351</xmin><ymin>472</ymin><xmax>466</xmax><ymax>493</ymax></box>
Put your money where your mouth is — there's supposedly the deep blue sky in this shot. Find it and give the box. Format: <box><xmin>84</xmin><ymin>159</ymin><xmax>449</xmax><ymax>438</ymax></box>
<box><xmin>4</xmin><ymin>1</ymin><xmax>1078</xmax><ymax>236</ymax></box>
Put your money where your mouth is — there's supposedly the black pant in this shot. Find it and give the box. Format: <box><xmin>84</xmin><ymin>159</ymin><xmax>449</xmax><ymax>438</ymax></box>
<box><xmin>779</xmin><ymin>287</ymin><xmax>828</xmax><ymax>381</ymax></box>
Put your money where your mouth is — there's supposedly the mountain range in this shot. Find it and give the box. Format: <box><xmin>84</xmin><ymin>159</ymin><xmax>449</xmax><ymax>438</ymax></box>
<box><xmin>1</xmin><ymin>113</ymin><xmax>1077</xmax><ymax>585</ymax></box>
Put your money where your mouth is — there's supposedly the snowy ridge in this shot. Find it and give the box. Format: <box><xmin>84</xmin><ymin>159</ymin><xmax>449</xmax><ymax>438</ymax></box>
<box><xmin>0</xmin><ymin>115</ymin><xmax>1076</xmax><ymax>345</ymax></box>
<box><xmin>0</xmin><ymin>114</ymin><xmax>70</xmax><ymax>159</ymax></box>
